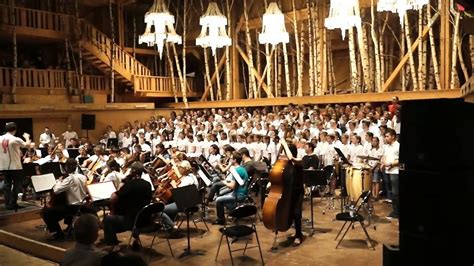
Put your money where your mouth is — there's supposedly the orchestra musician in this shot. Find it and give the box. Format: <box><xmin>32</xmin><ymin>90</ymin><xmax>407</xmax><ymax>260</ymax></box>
<box><xmin>213</xmin><ymin>151</ymin><xmax>249</xmax><ymax>225</ymax></box>
<box><xmin>103</xmin><ymin>162</ymin><xmax>152</xmax><ymax>249</ymax></box>
<box><xmin>99</xmin><ymin>160</ymin><xmax>124</xmax><ymax>189</ymax></box>
<box><xmin>160</xmin><ymin>160</ymin><xmax>199</xmax><ymax>233</ymax></box>
<box><xmin>42</xmin><ymin>158</ymin><xmax>96</xmax><ymax>240</ymax></box>
<box><xmin>281</xmin><ymin>141</ymin><xmax>306</xmax><ymax>246</ymax></box>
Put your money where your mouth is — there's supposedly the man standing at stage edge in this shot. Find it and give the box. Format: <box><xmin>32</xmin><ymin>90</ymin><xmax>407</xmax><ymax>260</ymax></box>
<box><xmin>0</xmin><ymin>122</ymin><xmax>31</xmax><ymax>210</ymax></box>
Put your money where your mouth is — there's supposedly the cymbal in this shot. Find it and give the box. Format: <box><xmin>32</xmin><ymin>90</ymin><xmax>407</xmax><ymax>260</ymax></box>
<box><xmin>357</xmin><ymin>155</ymin><xmax>380</xmax><ymax>161</ymax></box>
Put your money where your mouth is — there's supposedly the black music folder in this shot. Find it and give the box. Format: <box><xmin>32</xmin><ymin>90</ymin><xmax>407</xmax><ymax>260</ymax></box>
<box><xmin>334</xmin><ymin>147</ymin><xmax>351</xmax><ymax>166</ymax></box>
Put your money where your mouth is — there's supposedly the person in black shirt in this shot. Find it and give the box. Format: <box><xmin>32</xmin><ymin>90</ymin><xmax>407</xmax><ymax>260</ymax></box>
<box><xmin>302</xmin><ymin>142</ymin><xmax>320</xmax><ymax>169</ymax></box>
<box><xmin>103</xmin><ymin>162</ymin><xmax>152</xmax><ymax>248</ymax></box>
<box><xmin>285</xmin><ymin>143</ymin><xmax>305</xmax><ymax>246</ymax></box>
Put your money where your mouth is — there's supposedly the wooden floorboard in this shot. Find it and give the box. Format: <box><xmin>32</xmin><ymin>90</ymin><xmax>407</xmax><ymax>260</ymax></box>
<box><xmin>0</xmin><ymin>198</ymin><xmax>398</xmax><ymax>265</ymax></box>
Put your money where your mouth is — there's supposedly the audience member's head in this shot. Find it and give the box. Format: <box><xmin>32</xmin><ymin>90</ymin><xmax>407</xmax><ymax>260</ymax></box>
<box><xmin>73</xmin><ymin>214</ymin><xmax>100</xmax><ymax>245</ymax></box>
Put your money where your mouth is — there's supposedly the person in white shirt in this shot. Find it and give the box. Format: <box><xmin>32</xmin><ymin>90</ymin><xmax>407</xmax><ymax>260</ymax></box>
<box><xmin>39</xmin><ymin>127</ymin><xmax>56</xmax><ymax>148</ymax></box>
<box><xmin>62</xmin><ymin>125</ymin><xmax>78</xmax><ymax>148</ymax></box>
<box><xmin>368</xmin><ymin>137</ymin><xmax>384</xmax><ymax>200</ymax></box>
<box><xmin>381</xmin><ymin>129</ymin><xmax>400</xmax><ymax>219</ymax></box>
<box><xmin>100</xmin><ymin>160</ymin><xmax>124</xmax><ymax>189</ymax></box>
<box><xmin>0</xmin><ymin>122</ymin><xmax>31</xmax><ymax>210</ymax></box>
<box><xmin>349</xmin><ymin>135</ymin><xmax>367</xmax><ymax>164</ymax></box>
<box><xmin>42</xmin><ymin>159</ymin><xmax>96</xmax><ymax>240</ymax></box>
<box><xmin>207</xmin><ymin>144</ymin><xmax>221</xmax><ymax>168</ymax></box>
<box><xmin>106</xmin><ymin>125</ymin><xmax>117</xmax><ymax>139</ymax></box>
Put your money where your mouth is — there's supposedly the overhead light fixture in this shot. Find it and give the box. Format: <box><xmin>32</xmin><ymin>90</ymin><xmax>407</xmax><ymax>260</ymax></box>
<box><xmin>139</xmin><ymin>0</ymin><xmax>181</xmax><ymax>59</ymax></box>
<box><xmin>258</xmin><ymin>2</ymin><xmax>289</xmax><ymax>45</ymax></box>
<box><xmin>324</xmin><ymin>0</ymin><xmax>361</xmax><ymax>40</ymax></box>
<box><xmin>377</xmin><ymin>0</ymin><xmax>428</xmax><ymax>26</ymax></box>
<box><xmin>196</xmin><ymin>2</ymin><xmax>231</xmax><ymax>55</ymax></box>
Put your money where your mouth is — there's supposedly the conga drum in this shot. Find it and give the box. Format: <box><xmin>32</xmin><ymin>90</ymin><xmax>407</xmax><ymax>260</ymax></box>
<box><xmin>345</xmin><ymin>166</ymin><xmax>372</xmax><ymax>202</ymax></box>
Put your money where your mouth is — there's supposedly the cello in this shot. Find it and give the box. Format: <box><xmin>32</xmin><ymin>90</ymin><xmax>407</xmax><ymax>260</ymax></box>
<box><xmin>262</xmin><ymin>139</ymin><xmax>297</xmax><ymax>249</ymax></box>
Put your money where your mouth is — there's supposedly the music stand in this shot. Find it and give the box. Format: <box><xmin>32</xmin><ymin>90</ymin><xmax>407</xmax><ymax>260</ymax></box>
<box><xmin>22</xmin><ymin>163</ymin><xmax>39</xmax><ymax>177</ymax></box>
<box><xmin>303</xmin><ymin>169</ymin><xmax>327</xmax><ymax>236</ymax></box>
<box><xmin>334</xmin><ymin>147</ymin><xmax>351</xmax><ymax>166</ymax></box>
<box><xmin>107</xmin><ymin>138</ymin><xmax>118</xmax><ymax>149</ymax></box>
<box><xmin>67</xmin><ymin>149</ymin><xmax>79</xmax><ymax>159</ymax></box>
<box><xmin>39</xmin><ymin>148</ymin><xmax>48</xmax><ymax>158</ymax></box>
<box><xmin>31</xmin><ymin>173</ymin><xmax>56</xmax><ymax>207</ymax></box>
<box><xmin>40</xmin><ymin>162</ymin><xmax>63</xmax><ymax>178</ymax></box>
<box><xmin>171</xmin><ymin>185</ymin><xmax>205</xmax><ymax>258</ymax></box>
<box><xmin>88</xmin><ymin>181</ymin><xmax>116</xmax><ymax>216</ymax></box>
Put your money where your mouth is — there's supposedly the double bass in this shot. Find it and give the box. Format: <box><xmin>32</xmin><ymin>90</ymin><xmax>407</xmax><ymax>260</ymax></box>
<box><xmin>262</xmin><ymin>139</ymin><xmax>297</xmax><ymax>247</ymax></box>
<box><xmin>153</xmin><ymin>155</ymin><xmax>182</xmax><ymax>203</ymax></box>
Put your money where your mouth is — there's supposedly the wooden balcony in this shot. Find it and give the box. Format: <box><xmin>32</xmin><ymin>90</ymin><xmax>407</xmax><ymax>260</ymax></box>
<box><xmin>0</xmin><ymin>5</ymin><xmax>71</xmax><ymax>41</ymax></box>
<box><xmin>0</xmin><ymin>67</ymin><xmax>109</xmax><ymax>94</ymax></box>
<box><xmin>133</xmin><ymin>75</ymin><xmax>199</xmax><ymax>98</ymax></box>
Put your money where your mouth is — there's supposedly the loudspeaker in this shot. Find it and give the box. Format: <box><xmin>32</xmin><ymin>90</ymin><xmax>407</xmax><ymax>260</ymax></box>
<box><xmin>383</xmin><ymin>244</ymin><xmax>399</xmax><ymax>266</ymax></box>
<box><xmin>399</xmin><ymin>99</ymin><xmax>474</xmax><ymax>264</ymax></box>
<box><xmin>81</xmin><ymin>114</ymin><xmax>95</xmax><ymax>130</ymax></box>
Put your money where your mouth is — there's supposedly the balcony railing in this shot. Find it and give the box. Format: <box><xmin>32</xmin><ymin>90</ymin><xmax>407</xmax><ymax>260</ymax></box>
<box><xmin>133</xmin><ymin>75</ymin><xmax>195</xmax><ymax>95</ymax></box>
<box><xmin>0</xmin><ymin>5</ymin><xmax>71</xmax><ymax>32</ymax></box>
<box><xmin>0</xmin><ymin>67</ymin><xmax>109</xmax><ymax>91</ymax></box>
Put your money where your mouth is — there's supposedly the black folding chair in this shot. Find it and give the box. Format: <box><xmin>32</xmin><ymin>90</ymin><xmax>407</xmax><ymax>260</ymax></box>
<box><xmin>334</xmin><ymin>190</ymin><xmax>375</xmax><ymax>250</ymax></box>
<box><xmin>127</xmin><ymin>202</ymin><xmax>174</xmax><ymax>258</ymax></box>
<box><xmin>215</xmin><ymin>204</ymin><xmax>264</xmax><ymax>266</ymax></box>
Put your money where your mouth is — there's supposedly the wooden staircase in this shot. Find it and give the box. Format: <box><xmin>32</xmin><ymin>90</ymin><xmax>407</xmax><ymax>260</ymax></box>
<box><xmin>77</xmin><ymin>20</ymin><xmax>151</xmax><ymax>87</ymax></box>
<box><xmin>0</xmin><ymin>5</ymin><xmax>199</xmax><ymax>98</ymax></box>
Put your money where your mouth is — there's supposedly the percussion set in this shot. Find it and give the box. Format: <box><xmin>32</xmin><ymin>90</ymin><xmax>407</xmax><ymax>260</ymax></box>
<box><xmin>344</xmin><ymin>155</ymin><xmax>380</xmax><ymax>202</ymax></box>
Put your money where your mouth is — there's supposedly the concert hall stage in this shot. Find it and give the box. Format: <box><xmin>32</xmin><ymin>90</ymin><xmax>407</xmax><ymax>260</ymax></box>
<box><xmin>0</xmin><ymin>198</ymin><xmax>398</xmax><ymax>266</ymax></box>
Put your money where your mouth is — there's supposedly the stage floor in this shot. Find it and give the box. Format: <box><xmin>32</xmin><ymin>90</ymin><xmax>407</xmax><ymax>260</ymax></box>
<box><xmin>0</xmin><ymin>196</ymin><xmax>398</xmax><ymax>266</ymax></box>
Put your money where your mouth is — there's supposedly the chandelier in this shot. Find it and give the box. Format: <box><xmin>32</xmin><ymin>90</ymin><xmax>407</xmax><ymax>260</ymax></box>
<box><xmin>139</xmin><ymin>0</ymin><xmax>181</xmax><ymax>59</ymax></box>
<box><xmin>258</xmin><ymin>2</ymin><xmax>289</xmax><ymax>45</ymax></box>
<box><xmin>196</xmin><ymin>2</ymin><xmax>231</xmax><ymax>55</ymax></box>
<box><xmin>377</xmin><ymin>0</ymin><xmax>429</xmax><ymax>25</ymax></box>
<box><xmin>324</xmin><ymin>0</ymin><xmax>361</xmax><ymax>40</ymax></box>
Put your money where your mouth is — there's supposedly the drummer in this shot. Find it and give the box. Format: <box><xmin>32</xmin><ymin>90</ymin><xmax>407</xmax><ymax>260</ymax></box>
<box><xmin>368</xmin><ymin>137</ymin><xmax>384</xmax><ymax>200</ymax></box>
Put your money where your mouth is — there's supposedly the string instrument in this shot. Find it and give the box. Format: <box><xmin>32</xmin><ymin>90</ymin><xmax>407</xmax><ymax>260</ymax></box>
<box><xmin>42</xmin><ymin>176</ymin><xmax>68</xmax><ymax>218</ymax></box>
<box><xmin>262</xmin><ymin>139</ymin><xmax>296</xmax><ymax>232</ymax></box>
<box><xmin>153</xmin><ymin>155</ymin><xmax>182</xmax><ymax>203</ymax></box>
<box><xmin>86</xmin><ymin>156</ymin><xmax>104</xmax><ymax>185</ymax></box>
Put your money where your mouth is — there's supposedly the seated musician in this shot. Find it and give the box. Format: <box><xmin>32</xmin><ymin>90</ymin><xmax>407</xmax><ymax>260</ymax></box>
<box><xmin>103</xmin><ymin>162</ymin><xmax>152</xmax><ymax>248</ymax></box>
<box><xmin>42</xmin><ymin>158</ymin><xmax>97</xmax><ymax>240</ymax></box>
<box><xmin>75</xmin><ymin>146</ymin><xmax>90</xmax><ymax>164</ymax></box>
<box><xmin>99</xmin><ymin>160</ymin><xmax>124</xmax><ymax>189</ymax></box>
<box><xmin>160</xmin><ymin>160</ymin><xmax>199</xmax><ymax>232</ymax></box>
<box><xmin>213</xmin><ymin>151</ymin><xmax>249</xmax><ymax>225</ymax></box>
<box><xmin>205</xmin><ymin>146</ymin><xmax>235</xmax><ymax>205</ymax></box>
<box><xmin>81</xmin><ymin>146</ymin><xmax>106</xmax><ymax>169</ymax></box>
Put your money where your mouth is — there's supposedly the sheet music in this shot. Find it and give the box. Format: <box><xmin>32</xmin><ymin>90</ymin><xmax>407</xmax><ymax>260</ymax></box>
<box><xmin>34</xmin><ymin>157</ymin><xmax>51</xmax><ymax>166</ymax></box>
<box><xmin>197</xmin><ymin>169</ymin><xmax>211</xmax><ymax>186</ymax></box>
<box><xmin>141</xmin><ymin>173</ymin><xmax>155</xmax><ymax>191</ymax></box>
<box><xmin>229</xmin><ymin>166</ymin><xmax>244</xmax><ymax>186</ymax></box>
<box><xmin>31</xmin><ymin>173</ymin><xmax>56</xmax><ymax>193</ymax></box>
<box><xmin>87</xmin><ymin>181</ymin><xmax>116</xmax><ymax>201</ymax></box>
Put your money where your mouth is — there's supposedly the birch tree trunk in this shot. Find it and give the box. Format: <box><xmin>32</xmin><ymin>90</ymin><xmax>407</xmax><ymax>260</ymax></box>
<box><xmin>165</xmin><ymin>44</ymin><xmax>178</xmax><ymax>103</ymax></box>
<box><xmin>418</xmin><ymin>8</ymin><xmax>424</xmax><ymax>90</ymax></box>
<box><xmin>400</xmin><ymin>25</ymin><xmax>406</xmax><ymax>90</ymax></box>
<box><xmin>291</xmin><ymin>47</ymin><xmax>297</xmax><ymax>96</ymax></box>
<box><xmin>314</xmin><ymin>2</ymin><xmax>322</xmax><ymax>95</ymax></box>
<box><xmin>10</xmin><ymin>0</ymin><xmax>17</xmax><ymax>103</ymax></box>
<box><xmin>307</xmin><ymin>4</ymin><xmax>315</xmax><ymax>96</ymax></box>
<box><xmin>427</xmin><ymin>4</ymin><xmax>441</xmax><ymax>90</ymax></box>
<box><xmin>450</xmin><ymin>11</ymin><xmax>460</xmax><ymax>89</ymax></box>
<box><xmin>370</xmin><ymin>0</ymin><xmax>381</xmax><ymax>92</ymax></box>
<box><xmin>355</xmin><ymin>7</ymin><xmax>372</xmax><ymax>92</ymax></box>
<box><xmin>328</xmin><ymin>34</ymin><xmax>336</xmax><ymax>93</ymax></box>
<box><xmin>458</xmin><ymin>37</ymin><xmax>469</xmax><ymax>84</ymax></box>
<box><xmin>181</xmin><ymin>0</ymin><xmax>188</xmax><ymax>106</ymax></box>
<box><xmin>348</xmin><ymin>27</ymin><xmax>358</xmax><ymax>93</ymax></box>
<box><xmin>282</xmin><ymin>43</ymin><xmax>291</xmax><ymax>97</ymax></box>
<box><xmin>275</xmin><ymin>46</ymin><xmax>281</xmax><ymax>97</ymax></box>
<box><xmin>243</xmin><ymin>0</ymin><xmax>257</xmax><ymax>98</ymax></box>
<box><xmin>225</xmin><ymin>0</ymin><xmax>231</xmax><ymax>100</ymax></box>
<box><xmin>404</xmin><ymin>15</ymin><xmax>419</xmax><ymax>91</ymax></box>
<box><xmin>299</xmin><ymin>23</ymin><xmax>305</xmax><ymax>96</ymax></box>
<box><xmin>263</xmin><ymin>0</ymin><xmax>272</xmax><ymax>96</ymax></box>
<box><xmin>109</xmin><ymin>0</ymin><xmax>115</xmax><ymax>103</ymax></box>
<box><xmin>214</xmin><ymin>52</ymin><xmax>222</xmax><ymax>100</ymax></box>
<box><xmin>171</xmin><ymin>43</ymin><xmax>185</xmax><ymax>101</ymax></box>
<box><xmin>74</xmin><ymin>0</ymin><xmax>83</xmax><ymax>94</ymax></box>
<box><xmin>292</xmin><ymin>0</ymin><xmax>302</xmax><ymax>96</ymax></box>
<box><xmin>421</xmin><ymin>7</ymin><xmax>428</xmax><ymax>90</ymax></box>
